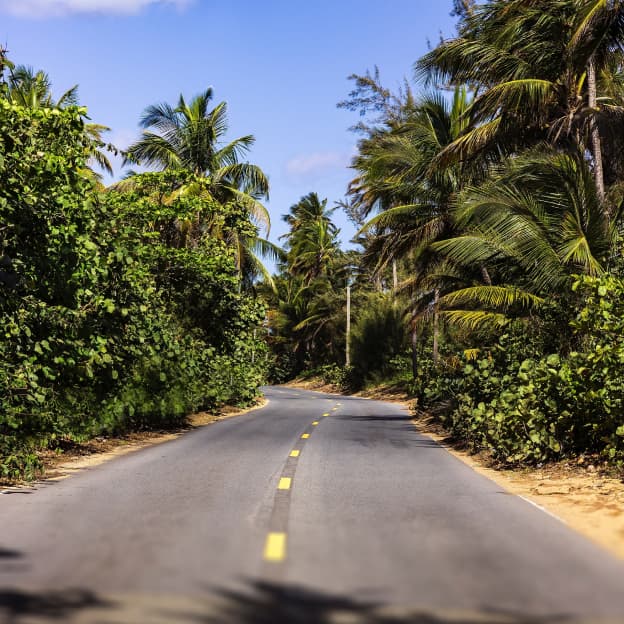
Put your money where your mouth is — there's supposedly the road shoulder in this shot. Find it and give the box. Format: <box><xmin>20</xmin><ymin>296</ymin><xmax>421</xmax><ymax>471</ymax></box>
<box><xmin>2</xmin><ymin>398</ymin><xmax>268</xmax><ymax>489</ymax></box>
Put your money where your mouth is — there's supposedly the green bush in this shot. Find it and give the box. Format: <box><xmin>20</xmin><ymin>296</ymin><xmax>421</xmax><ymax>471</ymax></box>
<box><xmin>412</xmin><ymin>276</ymin><xmax>624</xmax><ymax>466</ymax></box>
<box><xmin>317</xmin><ymin>363</ymin><xmax>351</xmax><ymax>389</ymax></box>
<box><xmin>0</xmin><ymin>103</ymin><xmax>267</xmax><ymax>479</ymax></box>
<box><xmin>349</xmin><ymin>296</ymin><xmax>406</xmax><ymax>388</ymax></box>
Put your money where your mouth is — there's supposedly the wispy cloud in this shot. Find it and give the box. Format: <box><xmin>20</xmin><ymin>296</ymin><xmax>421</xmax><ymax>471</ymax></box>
<box><xmin>0</xmin><ymin>0</ymin><xmax>192</xmax><ymax>17</ymax></box>
<box><xmin>286</xmin><ymin>151</ymin><xmax>351</xmax><ymax>177</ymax></box>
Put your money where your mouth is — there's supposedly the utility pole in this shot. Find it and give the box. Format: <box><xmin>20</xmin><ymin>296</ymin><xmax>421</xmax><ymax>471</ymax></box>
<box><xmin>346</xmin><ymin>283</ymin><xmax>351</xmax><ymax>367</ymax></box>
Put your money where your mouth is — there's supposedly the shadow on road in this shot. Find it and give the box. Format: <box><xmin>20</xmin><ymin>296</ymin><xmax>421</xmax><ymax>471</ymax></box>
<box><xmin>338</xmin><ymin>414</ymin><xmax>416</xmax><ymax>422</ymax></box>
<box><xmin>165</xmin><ymin>580</ymin><xmax>579</xmax><ymax>624</ymax></box>
<box><xmin>0</xmin><ymin>581</ymin><xmax>597</xmax><ymax>623</ymax></box>
<box><xmin>0</xmin><ymin>588</ymin><xmax>112</xmax><ymax>623</ymax></box>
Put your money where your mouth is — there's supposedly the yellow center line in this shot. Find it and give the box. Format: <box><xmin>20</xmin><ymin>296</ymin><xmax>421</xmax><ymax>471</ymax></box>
<box><xmin>312</xmin><ymin>421</ymin><xmax>319</xmax><ymax>425</ymax></box>
<box><xmin>332</xmin><ymin>407</ymin><xmax>338</xmax><ymax>411</ymax></box>
<box><xmin>301</xmin><ymin>433</ymin><xmax>310</xmax><ymax>439</ymax></box>
<box><xmin>290</xmin><ymin>449</ymin><xmax>300</xmax><ymax>457</ymax></box>
<box><xmin>322</xmin><ymin>412</ymin><xmax>330</xmax><ymax>417</ymax></box>
<box><xmin>278</xmin><ymin>477</ymin><xmax>292</xmax><ymax>490</ymax></box>
<box><xmin>264</xmin><ymin>532</ymin><xmax>286</xmax><ymax>562</ymax></box>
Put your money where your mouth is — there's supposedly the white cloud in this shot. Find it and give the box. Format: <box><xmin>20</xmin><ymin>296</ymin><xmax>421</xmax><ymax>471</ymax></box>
<box><xmin>0</xmin><ymin>0</ymin><xmax>192</xmax><ymax>17</ymax></box>
<box><xmin>286</xmin><ymin>151</ymin><xmax>350</xmax><ymax>177</ymax></box>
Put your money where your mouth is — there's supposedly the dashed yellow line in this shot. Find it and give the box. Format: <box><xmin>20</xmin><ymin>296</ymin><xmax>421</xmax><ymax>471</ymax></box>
<box><xmin>322</xmin><ymin>412</ymin><xmax>330</xmax><ymax>417</ymax></box>
<box><xmin>264</xmin><ymin>532</ymin><xmax>286</xmax><ymax>562</ymax></box>
<box><xmin>290</xmin><ymin>449</ymin><xmax>300</xmax><ymax>457</ymax></box>
<box><xmin>301</xmin><ymin>433</ymin><xmax>310</xmax><ymax>439</ymax></box>
<box><xmin>278</xmin><ymin>477</ymin><xmax>292</xmax><ymax>490</ymax></box>
<box><xmin>312</xmin><ymin>421</ymin><xmax>319</xmax><ymax>426</ymax></box>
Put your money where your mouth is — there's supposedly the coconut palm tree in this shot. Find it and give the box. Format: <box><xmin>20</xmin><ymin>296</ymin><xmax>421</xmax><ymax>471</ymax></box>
<box><xmin>416</xmin><ymin>0</ymin><xmax>624</xmax><ymax>207</ymax></box>
<box><xmin>124</xmin><ymin>88</ymin><xmax>276</xmax><ymax>288</ymax></box>
<box><xmin>269</xmin><ymin>193</ymin><xmax>347</xmax><ymax>368</ymax></box>
<box><xmin>432</xmin><ymin>148</ymin><xmax>621</xmax><ymax>329</ymax></box>
<box><xmin>124</xmin><ymin>88</ymin><xmax>270</xmax><ymax>230</ymax></box>
<box><xmin>7</xmin><ymin>65</ymin><xmax>78</xmax><ymax>108</ymax></box>
<box><xmin>282</xmin><ymin>193</ymin><xmax>341</xmax><ymax>283</ymax></box>
<box><xmin>353</xmin><ymin>87</ymin><xmax>479</xmax><ymax>364</ymax></box>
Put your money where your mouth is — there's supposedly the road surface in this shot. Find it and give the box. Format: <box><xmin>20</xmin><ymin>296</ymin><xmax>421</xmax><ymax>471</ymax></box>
<box><xmin>1</xmin><ymin>386</ymin><xmax>624</xmax><ymax>623</ymax></box>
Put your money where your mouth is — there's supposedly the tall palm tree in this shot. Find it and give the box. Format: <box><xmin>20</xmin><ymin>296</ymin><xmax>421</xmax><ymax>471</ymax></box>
<box><xmin>432</xmin><ymin>148</ymin><xmax>620</xmax><ymax>329</ymax></box>
<box><xmin>271</xmin><ymin>193</ymin><xmax>346</xmax><ymax>368</ymax></box>
<box><xmin>282</xmin><ymin>193</ymin><xmax>341</xmax><ymax>283</ymax></box>
<box><xmin>124</xmin><ymin>89</ymin><xmax>276</xmax><ymax>288</ymax></box>
<box><xmin>353</xmin><ymin>87</ymin><xmax>478</xmax><ymax>364</ymax></box>
<box><xmin>416</xmin><ymin>0</ymin><xmax>624</xmax><ymax>207</ymax></box>
<box><xmin>355</xmin><ymin>88</ymin><xmax>475</xmax><ymax>270</ymax></box>
<box><xmin>569</xmin><ymin>0</ymin><xmax>624</xmax><ymax>201</ymax></box>
<box><xmin>124</xmin><ymin>88</ymin><xmax>270</xmax><ymax>230</ymax></box>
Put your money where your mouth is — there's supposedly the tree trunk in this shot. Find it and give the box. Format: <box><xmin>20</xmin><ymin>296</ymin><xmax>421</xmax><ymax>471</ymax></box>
<box><xmin>392</xmin><ymin>260</ymin><xmax>398</xmax><ymax>293</ymax></box>
<box><xmin>432</xmin><ymin>289</ymin><xmax>440</xmax><ymax>366</ymax></box>
<box><xmin>411</xmin><ymin>327</ymin><xmax>418</xmax><ymax>380</ymax></box>
<box><xmin>587</xmin><ymin>56</ymin><xmax>606</xmax><ymax>205</ymax></box>
<box><xmin>480</xmin><ymin>263</ymin><xmax>492</xmax><ymax>286</ymax></box>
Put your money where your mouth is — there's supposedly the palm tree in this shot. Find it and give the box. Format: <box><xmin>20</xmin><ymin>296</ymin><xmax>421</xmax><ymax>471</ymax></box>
<box><xmin>124</xmin><ymin>88</ymin><xmax>270</xmax><ymax>230</ymax></box>
<box><xmin>270</xmin><ymin>193</ymin><xmax>347</xmax><ymax>369</ymax></box>
<box><xmin>432</xmin><ymin>148</ymin><xmax>620</xmax><ymax>329</ymax></box>
<box><xmin>282</xmin><ymin>193</ymin><xmax>341</xmax><ymax>283</ymax></box>
<box><xmin>5</xmin><ymin>65</ymin><xmax>113</xmax><ymax>178</ymax></box>
<box><xmin>416</xmin><ymin>0</ymin><xmax>624</xmax><ymax>208</ymax></box>
<box><xmin>7</xmin><ymin>65</ymin><xmax>78</xmax><ymax>108</ymax></box>
<box><xmin>569</xmin><ymin>0</ymin><xmax>624</xmax><ymax>202</ymax></box>
<box><xmin>353</xmin><ymin>87</ymin><xmax>478</xmax><ymax>364</ymax></box>
<box><xmin>124</xmin><ymin>89</ymin><xmax>276</xmax><ymax>288</ymax></box>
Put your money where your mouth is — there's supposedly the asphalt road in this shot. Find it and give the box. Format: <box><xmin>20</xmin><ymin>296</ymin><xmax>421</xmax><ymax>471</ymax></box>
<box><xmin>1</xmin><ymin>386</ymin><xmax>624</xmax><ymax>623</ymax></box>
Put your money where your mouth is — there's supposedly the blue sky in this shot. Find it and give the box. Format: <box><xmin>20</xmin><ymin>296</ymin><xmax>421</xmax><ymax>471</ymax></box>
<box><xmin>0</xmin><ymin>0</ymin><xmax>458</xmax><ymax>248</ymax></box>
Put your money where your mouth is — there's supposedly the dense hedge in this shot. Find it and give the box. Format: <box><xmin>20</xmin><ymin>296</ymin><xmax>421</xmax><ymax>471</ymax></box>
<box><xmin>410</xmin><ymin>276</ymin><xmax>624</xmax><ymax>467</ymax></box>
<box><xmin>0</xmin><ymin>102</ymin><xmax>266</xmax><ymax>479</ymax></box>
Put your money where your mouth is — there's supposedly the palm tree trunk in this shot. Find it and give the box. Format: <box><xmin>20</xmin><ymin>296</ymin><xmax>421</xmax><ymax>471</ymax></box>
<box><xmin>432</xmin><ymin>288</ymin><xmax>440</xmax><ymax>366</ymax></box>
<box><xmin>392</xmin><ymin>259</ymin><xmax>398</xmax><ymax>293</ymax></box>
<box><xmin>587</xmin><ymin>56</ymin><xmax>606</xmax><ymax>205</ymax></box>
<box><xmin>411</xmin><ymin>326</ymin><xmax>418</xmax><ymax>379</ymax></box>
<box><xmin>480</xmin><ymin>263</ymin><xmax>492</xmax><ymax>286</ymax></box>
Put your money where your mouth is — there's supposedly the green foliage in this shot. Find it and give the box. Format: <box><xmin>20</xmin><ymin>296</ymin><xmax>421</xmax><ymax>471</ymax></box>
<box><xmin>266</xmin><ymin>192</ymin><xmax>348</xmax><ymax>375</ymax></box>
<box><xmin>316</xmin><ymin>364</ymin><xmax>352</xmax><ymax>389</ymax></box>
<box><xmin>0</xmin><ymin>98</ymin><xmax>267</xmax><ymax>479</ymax></box>
<box><xmin>411</xmin><ymin>276</ymin><xmax>624</xmax><ymax>466</ymax></box>
<box><xmin>349</xmin><ymin>296</ymin><xmax>406</xmax><ymax>388</ymax></box>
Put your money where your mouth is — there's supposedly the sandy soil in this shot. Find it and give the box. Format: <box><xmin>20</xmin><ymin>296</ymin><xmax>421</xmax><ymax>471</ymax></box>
<box><xmin>1</xmin><ymin>398</ymin><xmax>267</xmax><ymax>488</ymax></box>
<box><xmin>287</xmin><ymin>379</ymin><xmax>624</xmax><ymax>561</ymax></box>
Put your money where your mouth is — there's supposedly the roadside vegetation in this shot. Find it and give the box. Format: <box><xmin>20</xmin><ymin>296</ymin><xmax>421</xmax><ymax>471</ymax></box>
<box><xmin>266</xmin><ymin>0</ymin><xmax>624</xmax><ymax>471</ymax></box>
<box><xmin>4</xmin><ymin>0</ymin><xmax>624</xmax><ymax>480</ymax></box>
<box><xmin>0</xmin><ymin>54</ymin><xmax>272</xmax><ymax>479</ymax></box>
